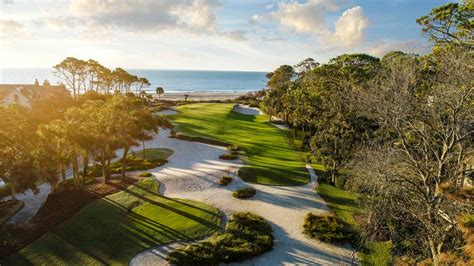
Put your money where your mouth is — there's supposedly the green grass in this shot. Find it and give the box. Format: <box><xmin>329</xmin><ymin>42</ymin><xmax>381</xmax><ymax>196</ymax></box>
<box><xmin>172</xmin><ymin>103</ymin><xmax>308</xmax><ymax>186</ymax></box>
<box><xmin>131</xmin><ymin>148</ymin><xmax>174</xmax><ymax>160</ymax></box>
<box><xmin>316</xmin><ymin>183</ymin><xmax>358</xmax><ymax>226</ymax></box>
<box><xmin>316</xmin><ymin>182</ymin><xmax>392</xmax><ymax>265</ymax></box>
<box><xmin>2</xmin><ymin>178</ymin><xmax>221</xmax><ymax>265</ymax></box>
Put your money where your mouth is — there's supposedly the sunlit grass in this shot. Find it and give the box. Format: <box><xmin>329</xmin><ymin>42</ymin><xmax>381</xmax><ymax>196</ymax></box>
<box><xmin>172</xmin><ymin>103</ymin><xmax>309</xmax><ymax>186</ymax></box>
<box><xmin>2</xmin><ymin>178</ymin><xmax>221</xmax><ymax>265</ymax></box>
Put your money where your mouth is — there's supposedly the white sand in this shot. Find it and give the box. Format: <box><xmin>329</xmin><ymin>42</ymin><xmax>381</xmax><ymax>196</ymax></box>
<box><xmin>130</xmin><ymin>108</ymin><xmax>356</xmax><ymax>265</ymax></box>
<box><xmin>233</xmin><ymin>104</ymin><xmax>263</xmax><ymax>116</ymax></box>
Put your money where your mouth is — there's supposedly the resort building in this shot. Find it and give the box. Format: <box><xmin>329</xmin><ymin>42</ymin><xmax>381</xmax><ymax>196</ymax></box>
<box><xmin>0</xmin><ymin>79</ymin><xmax>70</xmax><ymax>108</ymax></box>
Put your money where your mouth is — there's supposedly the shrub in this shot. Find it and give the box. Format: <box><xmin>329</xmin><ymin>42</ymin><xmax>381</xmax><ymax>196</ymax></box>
<box><xmin>233</xmin><ymin>187</ymin><xmax>256</xmax><ymax>199</ymax></box>
<box><xmin>303</xmin><ymin>213</ymin><xmax>354</xmax><ymax>243</ymax></box>
<box><xmin>219</xmin><ymin>176</ymin><xmax>233</xmax><ymax>186</ymax></box>
<box><xmin>139</xmin><ymin>172</ymin><xmax>153</xmax><ymax>177</ymax></box>
<box><xmin>227</xmin><ymin>144</ymin><xmax>239</xmax><ymax>152</ymax></box>
<box><xmin>167</xmin><ymin>212</ymin><xmax>273</xmax><ymax>265</ymax></box>
<box><xmin>334</xmin><ymin>175</ymin><xmax>348</xmax><ymax>189</ymax></box>
<box><xmin>219</xmin><ymin>154</ymin><xmax>238</xmax><ymax>160</ymax></box>
<box><xmin>237</xmin><ymin>166</ymin><xmax>255</xmax><ymax>181</ymax></box>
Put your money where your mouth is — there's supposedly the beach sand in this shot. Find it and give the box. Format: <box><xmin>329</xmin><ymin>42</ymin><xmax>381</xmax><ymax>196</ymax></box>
<box><xmin>156</xmin><ymin>91</ymin><xmax>248</xmax><ymax>101</ymax></box>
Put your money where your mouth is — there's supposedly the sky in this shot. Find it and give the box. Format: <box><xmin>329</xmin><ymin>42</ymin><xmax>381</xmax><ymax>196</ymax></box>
<box><xmin>0</xmin><ymin>0</ymin><xmax>456</xmax><ymax>71</ymax></box>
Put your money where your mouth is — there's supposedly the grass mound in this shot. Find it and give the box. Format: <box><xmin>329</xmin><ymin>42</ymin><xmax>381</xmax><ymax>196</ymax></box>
<box><xmin>303</xmin><ymin>213</ymin><xmax>354</xmax><ymax>243</ymax></box>
<box><xmin>138</xmin><ymin>172</ymin><xmax>153</xmax><ymax>177</ymax></box>
<box><xmin>233</xmin><ymin>187</ymin><xmax>256</xmax><ymax>199</ymax></box>
<box><xmin>131</xmin><ymin>148</ymin><xmax>174</xmax><ymax>161</ymax></box>
<box><xmin>219</xmin><ymin>176</ymin><xmax>233</xmax><ymax>186</ymax></box>
<box><xmin>88</xmin><ymin>155</ymin><xmax>167</xmax><ymax>177</ymax></box>
<box><xmin>2</xmin><ymin>178</ymin><xmax>221</xmax><ymax>265</ymax></box>
<box><xmin>219</xmin><ymin>154</ymin><xmax>238</xmax><ymax>160</ymax></box>
<box><xmin>167</xmin><ymin>212</ymin><xmax>273</xmax><ymax>265</ymax></box>
<box><xmin>172</xmin><ymin>103</ymin><xmax>309</xmax><ymax>186</ymax></box>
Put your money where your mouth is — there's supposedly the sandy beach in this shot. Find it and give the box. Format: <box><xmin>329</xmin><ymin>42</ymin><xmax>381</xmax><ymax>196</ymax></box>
<box><xmin>156</xmin><ymin>91</ymin><xmax>249</xmax><ymax>101</ymax></box>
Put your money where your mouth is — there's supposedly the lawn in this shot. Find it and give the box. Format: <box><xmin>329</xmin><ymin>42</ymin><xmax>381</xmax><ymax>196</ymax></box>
<box><xmin>2</xmin><ymin>178</ymin><xmax>221</xmax><ymax>265</ymax></box>
<box><xmin>131</xmin><ymin>148</ymin><xmax>174</xmax><ymax>160</ymax></box>
<box><xmin>316</xmin><ymin>181</ymin><xmax>392</xmax><ymax>265</ymax></box>
<box><xmin>172</xmin><ymin>103</ymin><xmax>309</xmax><ymax>186</ymax></box>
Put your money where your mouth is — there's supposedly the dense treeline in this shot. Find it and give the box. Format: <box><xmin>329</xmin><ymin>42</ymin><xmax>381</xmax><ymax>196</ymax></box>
<box><xmin>54</xmin><ymin>58</ymin><xmax>151</xmax><ymax>99</ymax></box>
<box><xmin>0</xmin><ymin>93</ymin><xmax>168</xmax><ymax>198</ymax></box>
<box><xmin>254</xmin><ymin>1</ymin><xmax>473</xmax><ymax>264</ymax></box>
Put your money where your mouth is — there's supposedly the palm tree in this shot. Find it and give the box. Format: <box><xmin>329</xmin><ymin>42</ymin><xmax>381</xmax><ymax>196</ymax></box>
<box><xmin>156</xmin><ymin>87</ymin><xmax>164</xmax><ymax>99</ymax></box>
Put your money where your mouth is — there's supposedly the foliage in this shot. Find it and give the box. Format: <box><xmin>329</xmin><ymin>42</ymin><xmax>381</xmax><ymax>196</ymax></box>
<box><xmin>138</xmin><ymin>172</ymin><xmax>153</xmax><ymax>177</ymax></box>
<box><xmin>233</xmin><ymin>187</ymin><xmax>256</xmax><ymax>199</ymax></box>
<box><xmin>416</xmin><ymin>1</ymin><xmax>473</xmax><ymax>47</ymax></box>
<box><xmin>303</xmin><ymin>213</ymin><xmax>354</xmax><ymax>243</ymax></box>
<box><xmin>219</xmin><ymin>176</ymin><xmax>233</xmax><ymax>186</ymax></box>
<box><xmin>219</xmin><ymin>153</ymin><xmax>238</xmax><ymax>160</ymax></box>
<box><xmin>2</xmin><ymin>178</ymin><xmax>221</xmax><ymax>265</ymax></box>
<box><xmin>167</xmin><ymin>212</ymin><xmax>273</xmax><ymax>265</ymax></box>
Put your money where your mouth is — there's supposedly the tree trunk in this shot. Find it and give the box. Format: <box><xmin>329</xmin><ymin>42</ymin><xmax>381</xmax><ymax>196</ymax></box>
<box><xmin>121</xmin><ymin>146</ymin><xmax>129</xmax><ymax>182</ymax></box>
<box><xmin>50</xmin><ymin>176</ymin><xmax>57</xmax><ymax>194</ymax></box>
<box><xmin>71</xmin><ymin>150</ymin><xmax>79</xmax><ymax>187</ymax></box>
<box><xmin>101</xmin><ymin>150</ymin><xmax>108</xmax><ymax>184</ymax></box>
<box><xmin>10</xmin><ymin>182</ymin><xmax>16</xmax><ymax>201</ymax></box>
<box><xmin>429</xmin><ymin>238</ymin><xmax>440</xmax><ymax>266</ymax></box>
<box><xmin>82</xmin><ymin>153</ymin><xmax>89</xmax><ymax>187</ymax></box>
<box><xmin>331</xmin><ymin>160</ymin><xmax>337</xmax><ymax>184</ymax></box>
<box><xmin>142</xmin><ymin>141</ymin><xmax>146</xmax><ymax>158</ymax></box>
<box><xmin>60</xmin><ymin>162</ymin><xmax>66</xmax><ymax>181</ymax></box>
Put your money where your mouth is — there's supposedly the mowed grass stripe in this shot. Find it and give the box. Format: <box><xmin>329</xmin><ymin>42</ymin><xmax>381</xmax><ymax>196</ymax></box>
<box><xmin>3</xmin><ymin>179</ymin><xmax>221</xmax><ymax>265</ymax></box>
<box><xmin>172</xmin><ymin>103</ymin><xmax>309</xmax><ymax>186</ymax></box>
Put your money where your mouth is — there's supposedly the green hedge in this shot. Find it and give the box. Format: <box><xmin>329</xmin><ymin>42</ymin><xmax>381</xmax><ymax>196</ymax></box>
<box><xmin>167</xmin><ymin>212</ymin><xmax>273</xmax><ymax>265</ymax></box>
<box><xmin>219</xmin><ymin>154</ymin><xmax>238</xmax><ymax>160</ymax></box>
<box><xmin>233</xmin><ymin>187</ymin><xmax>256</xmax><ymax>199</ymax></box>
<box><xmin>303</xmin><ymin>213</ymin><xmax>354</xmax><ymax>243</ymax></box>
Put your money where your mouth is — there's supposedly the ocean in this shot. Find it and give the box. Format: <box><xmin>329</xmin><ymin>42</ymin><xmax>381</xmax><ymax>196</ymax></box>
<box><xmin>0</xmin><ymin>68</ymin><xmax>268</xmax><ymax>93</ymax></box>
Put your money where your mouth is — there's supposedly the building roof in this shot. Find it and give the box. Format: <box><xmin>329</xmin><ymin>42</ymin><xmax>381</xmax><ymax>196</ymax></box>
<box><xmin>0</xmin><ymin>83</ymin><xmax>70</xmax><ymax>101</ymax></box>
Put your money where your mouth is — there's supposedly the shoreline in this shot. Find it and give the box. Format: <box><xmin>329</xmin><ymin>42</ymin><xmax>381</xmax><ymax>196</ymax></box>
<box><xmin>156</xmin><ymin>91</ymin><xmax>250</xmax><ymax>101</ymax></box>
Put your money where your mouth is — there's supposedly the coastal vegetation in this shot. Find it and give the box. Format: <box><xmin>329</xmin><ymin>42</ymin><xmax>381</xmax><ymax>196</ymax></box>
<box><xmin>238</xmin><ymin>1</ymin><xmax>472</xmax><ymax>264</ymax></box>
<box><xmin>167</xmin><ymin>212</ymin><xmax>273</xmax><ymax>265</ymax></box>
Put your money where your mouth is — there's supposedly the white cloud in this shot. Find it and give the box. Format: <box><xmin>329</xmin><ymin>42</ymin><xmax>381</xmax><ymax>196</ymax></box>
<box><xmin>67</xmin><ymin>0</ymin><xmax>223</xmax><ymax>33</ymax></box>
<box><xmin>253</xmin><ymin>0</ymin><xmax>369</xmax><ymax>48</ymax></box>
<box><xmin>333</xmin><ymin>6</ymin><xmax>368</xmax><ymax>47</ymax></box>
<box><xmin>366</xmin><ymin>40</ymin><xmax>431</xmax><ymax>58</ymax></box>
<box><xmin>0</xmin><ymin>19</ymin><xmax>29</xmax><ymax>38</ymax></box>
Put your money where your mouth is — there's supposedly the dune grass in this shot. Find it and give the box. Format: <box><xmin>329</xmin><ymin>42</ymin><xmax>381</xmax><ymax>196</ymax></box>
<box><xmin>172</xmin><ymin>103</ymin><xmax>309</xmax><ymax>186</ymax></box>
<box><xmin>2</xmin><ymin>178</ymin><xmax>221</xmax><ymax>265</ymax></box>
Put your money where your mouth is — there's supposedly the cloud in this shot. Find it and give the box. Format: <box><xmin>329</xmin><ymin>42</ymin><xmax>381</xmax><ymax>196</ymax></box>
<box><xmin>1</xmin><ymin>0</ymin><xmax>14</xmax><ymax>5</ymax></box>
<box><xmin>333</xmin><ymin>6</ymin><xmax>368</xmax><ymax>47</ymax></box>
<box><xmin>366</xmin><ymin>40</ymin><xmax>431</xmax><ymax>58</ymax></box>
<box><xmin>253</xmin><ymin>0</ymin><xmax>369</xmax><ymax>48</ymax></box>
<box><xmin>65</xmin><ymin>0</ymin><xmax>229</xmax><ymax>34</ymax></box>
<box><xmin>0</xmin><ymin>20</ymin><xmax>29</xmax><ymax>38</ymax></box>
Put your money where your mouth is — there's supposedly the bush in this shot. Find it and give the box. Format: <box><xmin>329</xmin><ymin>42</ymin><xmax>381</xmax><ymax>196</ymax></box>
<box><xmin>167</xmin><ymin>212</ymin><xmax>273</xmax><ymax>265</ymax></box>
<box><xmin>303</xmin><ymin>213</ymin><xmax>354</xmax><ymax>243</ymax></box>
<box><xmin>219</xmin><ymin>176</ymin><xmax>233</xmax><ymax>186</ymax></box>
<box><xmin>219</xmin><ymin>154</ymin><xmax>238</xmax><ymax>160</ymax></box>
<box><xmin>237</xmin><ymin>166</ymin><xmax>255</xmax><ymax>181</ymax></box>
<box><xmin>233</xmin><ymin>187</ymin><xmax>256</xmax><ymax>199</ymax></box>
<box><xmin>334</xmin><ymin>175</ymin><xmax>348</xmax><ymax>189</ymax></box>
<box><xmin>139</xmin><ymin>172</ymin><xmax>153</xmax><ymax>177</ymax></box>
<box><xmin>227</xmin><ymin>144</ymin><xmax>239</xmax><ymax>152</ymax></box>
